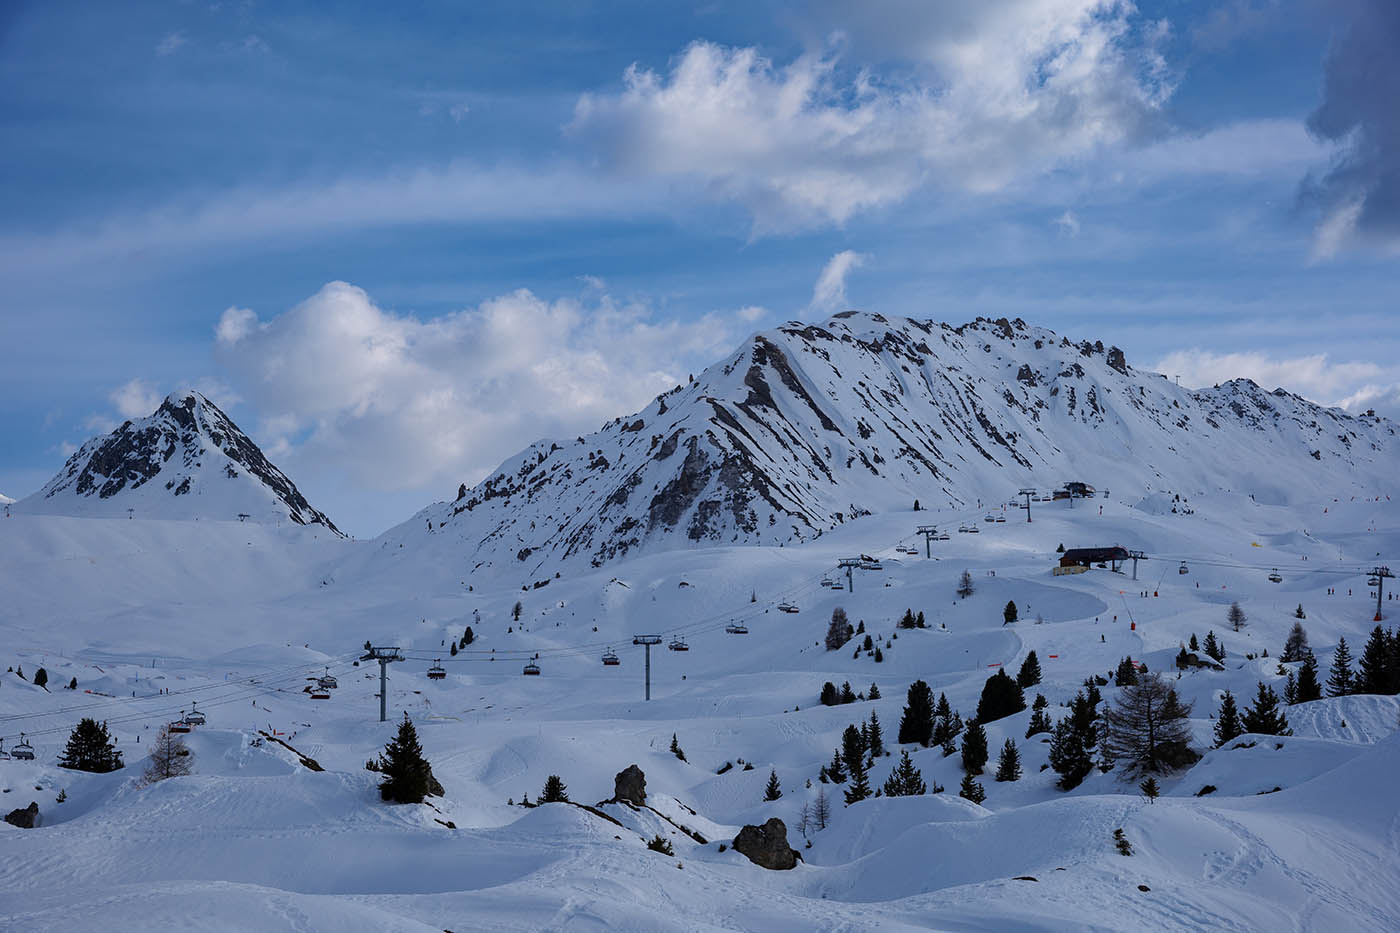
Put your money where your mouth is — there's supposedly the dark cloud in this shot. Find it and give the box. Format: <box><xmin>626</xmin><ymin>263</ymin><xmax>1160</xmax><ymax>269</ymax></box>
<box><xmin>1303</xmin><ymin>0</ymin><xmax>1400</xmax><ymax>243</ymax></box>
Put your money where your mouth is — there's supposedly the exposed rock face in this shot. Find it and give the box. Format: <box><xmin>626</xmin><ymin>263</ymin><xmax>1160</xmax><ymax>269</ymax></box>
<box><xmin>25</xmin><ymin>391</ymin><xmax>340</xmax><ymax>533</ymax></box>
<box><xmin>733</xmin><ymin>818</ymin><xmax>799</xmax><ymax>870</ymax></box>
<box><xmin>4</xmin><ymin>802</ymin><xmax>40</xmax><ymax>829</ymax></box>
<box><xmin>612</xmin><ymin>764</ymin><xmax>646</xmax><ymax>805</ymax></box>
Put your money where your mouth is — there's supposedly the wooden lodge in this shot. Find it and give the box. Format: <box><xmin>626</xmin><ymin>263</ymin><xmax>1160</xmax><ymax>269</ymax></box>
<box><xmin>1057</xmin><ymin>546</ymin><xmax>1130</xmax><ymax>574</ymax></box>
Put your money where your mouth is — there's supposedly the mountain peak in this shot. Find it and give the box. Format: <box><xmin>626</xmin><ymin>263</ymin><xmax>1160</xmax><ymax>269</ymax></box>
<box><xmin>21</xmin><ymin>392</ymin><xmax>340</xmax><ymax>533</ymax></box>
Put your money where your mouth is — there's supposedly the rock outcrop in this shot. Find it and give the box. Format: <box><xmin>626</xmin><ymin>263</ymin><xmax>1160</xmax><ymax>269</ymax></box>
<box><xmin>611</xmin><ymin>764</ymin><xmax>646</xmax><ymax>805</ymax></box>
<box><xmin>732</xmin><ymin>817</ymin><xmax>799</xmax><ymax>870</ymax></box>
<box><xmin>4</xmin><ymin>802</ymin><xmax>40</xmax><ymax>829</ymax></box>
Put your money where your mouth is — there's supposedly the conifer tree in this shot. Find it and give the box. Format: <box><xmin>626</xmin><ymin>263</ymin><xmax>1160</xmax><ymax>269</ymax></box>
<box><xmin>764</xmin><ymin>769</ymin><xmax>782</xmax><ymax>801</ymax></box>
<box><xmin>1189</xmin><ymin>633</ymin><xmax>1199</xmax><ymax>652</ymax></box>
<box><xmin>142</xmin><ymin>723</ymin><xmax>194</xmax><ymax>784</ymax></box>
<box><xmin>840</xmin><ymin>681</ymin><xmax>857</xmax><ymax>704</ymax></box>
<box><xmin>994</xmin><ymin>739</ymin><xmax>1022</xmax><ymax>782</ymax></box>
<box><xmin>826</xmin><ymin>748</ymin><xmax>847</xmax><ymax>784</ymax></box>
<box><xmin>1049</xmin><ymin>716</ymin><xmax>1094</xmax><ymax>790</ymax></box>
<box><xmin>825</xmin><ymin>608</ymin><xmax>854</xmax><ymax>650</ymax></box>
<box><xmin>958</xmin><ymin>772</ymin><xmax>986</xmax><ymax>804</ymax></box>
<box><xmin>58</xmin><ymin>718</ymin><xmax>123</xmax><ymax>773</ymax></box>
<box><xmin>1295</xmin><ymin>653</ymin><xmax>1323</xmax><ymax>703</ymax></box>
<box><xmin>899</xmin><ymin>608</ymin><xmax>918</xmax><ymax>629</ymax></box>
<box><xmin>1282</xmin><ymin>622</ymin><xmax>1310</xmax><ymax>661</ymax></box>
<box><xmin>961</xmin><ymin>721</ymin><xmax>989</xmax><ymax>774</ymax></box>
<box><xmin>33</xmin><ymin>668</ymin><xmax>47</xmax><ymax>690</ymax></box>
<box><xmin>1282</xmin><ymin>672</ymin><xmax>1297</xmax><ymax>705</ymax></box>
<box><xmin>1227</xmin><ymin>601</ymin><xmax>1247</xmax><ymax>632</ymax></box>
<box><xmin>1241</xmin><ymin>682</ymin><xmax>1292</xmax><ymax>736</ymax></box>
<box><xmin>378</xmin><ymin>712</ymin><xmax>432</xmax><ymax>804</ymax></box>
<box><xmin>820</xmin><ymin>681</ymin><xmax>839</xmax><ymax>706</ymax></box>
<box><xmin>541</xmin><ymin>774</ymin><xmax>569</xmax><ymax>803</ymax></box>
<box><xmin>868</xmin><ymin>682</ymin><xmax>881</xmax><ymax>700</ymax></box>
<box><xmin>1139</xmin><ymin>776</ymin><xmax>1160</xmax><ymax>804</ymax></box>
<box><xmin>1102</xmin><ymin>672</ymin><xmax>1197</xmax><ymax>776</ymax></box>
<box><xmin>898</xmin><ymin>679</ymin><xmax>936</xmax><ymax>746</ymax></box>
<box><xmin>449</xmin><ymin>642</ymin><xmax>457</xmax><ymax>656</ymax></box>
<box><xmin>1213</xmin><ymin>690</ymin><xmax>1243</xmax><ymax>746</ymax></box>
<box><xmin>670</xmin><ymin>733</ymin><xmax>687</xmax><ymax>761</ymax></box>
<box><xmin>1203</xmin><ymin>630</ymin><xmax>1224</xmax><ymax>662</ymax></box>
<box><xmin>841</xmin><ymin>724</ymin><xmax>866</xmax><ymax>776</ymax></box>
<box><xmin>957</xmin><ymin>570</ymin><xmax>975</xmax><ymax>599</ymax></box>
<box><xmin>813</xmin><ymin>788</ymin><xmax>831</xmax><ymax>829</ymax></box>
<box><xmin>1328</xmin><ymin>637</ymin><xmax>1355</xmax><ymax>697</ymax></box>
<box><xmin>844</xmin><ymin>757</ymin><xmax>871</xmax><ymax>805</ymax></box>
<box><xmin>512</xmin><ymin>601</ymin><xmax>523</xmax><ymax>621</ymax></box>
<box><xmin>1114</xmin><ymin>657</ymin><xmax>1139</xmax><ymax>687</ymax></box>
<box><xmin>1175</xmin><ymin>645</ymin><xmax>1191</xmax><ymax>669</ymax></box>
<box><xmin>882</xmin><ymin>749</ymin><xmax>927</xmax><ymax>797</ymax></box>
<box><xmin>1026</xmin><ymin>694</ymin><xmax>1053</xmax><ymax>737</ymax></box>
<box><xmin>461</xmin><ymin>626</ymin><xmax>474</xmax><ymax>647</ymax></box>
<box><xmin>975</xmin><ymin>668</ymin><xmax>1026</xmax><ymax>723</ymax></box>
<box><xmin>1003</xmin><ymin>600</ymin><xmax>1018</xmax><ymax>625</ymax></box>
<box><xmin>1358</xmin><ymin>626</ymin><xmax>1390</xmax><ymax>694</ymax></box>
<box><xmin>917</xmin><ymin>610</ymin><xmax>927</xmax><ymax>628</ymax></box>
<box><xmin>867</xmin><ymin>712</ymin><xmax>885</xmax><ymax>758</ymax></box>
<box><xmin>1017</xmin><ymin>651</ymin><xmax>1042</xmax><ymax>688</ymax></box>
<box><xmin>1294</xmin><ymin>603</ymin><xmax>1306</xmax><ymax>619</ymax></box>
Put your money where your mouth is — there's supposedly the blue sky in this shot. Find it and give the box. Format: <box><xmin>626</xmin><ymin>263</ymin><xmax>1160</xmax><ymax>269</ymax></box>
<box><xmin>2</xmin><ymin>0</ymin><xmax>1398</xmax><ymax>535</ymax></box>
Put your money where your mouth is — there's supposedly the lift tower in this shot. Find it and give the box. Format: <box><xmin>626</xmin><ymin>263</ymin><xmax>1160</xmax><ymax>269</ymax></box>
<box><xmin>1372</xmin><ymin>566</ymin><xmax>1394</xmax><ymax>622</ymax></box>
<box><xmin>1019</xmin><ymin>488</ymin><xmax>1036</xmax><ymax>522</ymax></box>
<box><xmin>917</xmin><ymin>526</ymin><xmax>939</xmax><ymax>558</ymax></box>
<box><xmin>360</xmin><ymin>646</ymin><xmax>403</xmax><ymax>722</ymax></box>
<box><xmin>632</xmin><ymin>635</ymin><xmax>663</xmax><ymax>701</ymax></box>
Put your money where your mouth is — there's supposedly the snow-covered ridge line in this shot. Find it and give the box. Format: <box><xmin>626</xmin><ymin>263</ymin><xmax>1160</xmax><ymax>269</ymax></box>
<box><xmin>384</xmin><ymin>312</ymin><xmax>1396</xmax><ymax>577</ymax></box>
<box><xmin>21</xmin><ymin>391</ymin><xmax>341</xmax><ymax>534</ymax></box>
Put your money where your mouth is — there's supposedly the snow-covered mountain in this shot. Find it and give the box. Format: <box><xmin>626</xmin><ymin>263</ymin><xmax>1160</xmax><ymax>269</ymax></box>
<box><xmin>386</xmin><ymin>313</ymin><xmax>1394</xmax><ymax>577</ymax></box>
<box><xmin>0</xmin><ymin>492</ymin><xmax>14</xmax><ymax>505</ymax></box>
<box><xmin>20</xmin><ymin>391</ymin><xmax>340</xmax><ymax>534</ymax></box>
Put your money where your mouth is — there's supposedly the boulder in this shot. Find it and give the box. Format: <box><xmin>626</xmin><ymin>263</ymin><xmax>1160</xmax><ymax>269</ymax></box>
<box><xmin>4</xmin><ymin>802</ymin><xmax>40</xmax><ymax>829</ymax></box>
<box><xmin>732</xmin><ymin>818</ymin><xmax>799</xmax><ymax>870</ymax></box>
<box><xmin>612</xmin><ymin>764</ymin><xmax>646</xmax><ymax>805</ymax></box>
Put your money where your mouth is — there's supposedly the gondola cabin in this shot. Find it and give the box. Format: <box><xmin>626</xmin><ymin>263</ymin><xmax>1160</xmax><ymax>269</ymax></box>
<box><xmin>427</xmin><ymin>660</ymin><xmax>447</xmax><ymax>680</ymax></box>
<box><xmin>601</xmin><ymin>648</ymin><xmax>620</xmax><ymax>666</ymax></box>
<box><xmin>522</xmin><ymin>662</ymin><xmax>541</xmax><ymax>676</ymax></box>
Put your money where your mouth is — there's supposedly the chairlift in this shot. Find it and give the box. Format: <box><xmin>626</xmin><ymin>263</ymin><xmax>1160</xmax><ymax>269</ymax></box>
<box><xmin>1178</xmin><ymin>561</ymin><xmax>1189</xmax><ymax>575</ymax></box>
<box><xmin>317</xmin><ymin>668</ymin><xmax>338</xmax><ymax>690</ymax></box>
<box><xmin>182</xmin><ymin>703</ymin><xmax>206</xmax><ymax>726</ymax></box>
<box><xmin>310</xmin><ymin>691</ymin><xmax>331</xmax><ymax>700</ymax></box>
<box><xmin>427</xmin><ymin>660</ymin><xmax>447</xmax><ymax>680</ymax></box>
<box><xmin>725</xmin><ymin>623</ymin><xmax>749</xmax><ymax>635</ymax></box>
<box><xmin>1368</xmin><ymin>575</ymin><xmax>1381</xmax><ymax>586</ymax></box>
<box><xmin>966</xmin><ymin>526</ymin><xmax>979</xmax><ymax>534</ymax></box>
<box><xmin>168</xmin><ymin>718</ymin><xmax>193</xmax><ymax>733</ymax></box>
<box><xmin>11</xmin><ymin>733</ymin><xmax>34</xmax><ymax>761</ymax></box>
<box><xmin>522</xmin><ymin>662</ymin><xmax>541</xmax><ymax>676</ymax></box>
<box><xmin>984</xmin><ymin>514</ymin><xmax>996</xmax><ymax>523</ymax></box>
<box><xmin>937</xmin><ymin>533</ymin><xmax>950</xmax><ymax>541</ymax></box>
<box><xmin>601</xmin><ymin>648</ymin><xmax>620</xmax><ymax>666</ymax></box>
<box><xmin>1268</xmin><ymin>570</ymin><xmax>1283</xmax><ymax>583</ymax></box>
<box><xmin>668</xmin><ymin>637</ymin><xmax>689</xmax><ymax>651</ymax></box>
<box><xmin>995</xmin><ymin>515</ymin><xmax>1006</xmax><ymax>523</ymax></box>
<box><xmin>778</xmin><ymin>602</ymin><xmax>799</xmax><ymax>613</ymax></box>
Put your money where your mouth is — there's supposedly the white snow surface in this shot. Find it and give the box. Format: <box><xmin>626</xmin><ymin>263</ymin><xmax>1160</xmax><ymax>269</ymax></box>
<box><xmin>2</xmin><ymin>485</ymin><xmax>1398</xmax><ymax>930</ymax></box>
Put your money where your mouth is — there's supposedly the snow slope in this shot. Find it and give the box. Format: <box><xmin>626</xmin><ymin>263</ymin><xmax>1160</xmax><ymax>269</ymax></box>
<box><xmin>384</xmin><ymin>313</ymin><xmax>1395</xmax><ymax>580</ymax></box>
<box><xmin>18</xmin><ymin>391</ymin><xmax>340</xmax><ymax>533</ymax></box>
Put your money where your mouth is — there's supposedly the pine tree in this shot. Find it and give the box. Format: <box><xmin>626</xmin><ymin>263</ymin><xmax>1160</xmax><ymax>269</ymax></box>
<box><xmin>841</xmin><ymin>724</ymin><xmax>866</xmax><ymax>775</ymax></box>
<box><xmin>1213</xmin><ymin>690</ymin><xmax>1244</xmax><ymax>747</ymax></box>
<box><xmin>462</xmin><ymin>625</ymin><xmax>474</xmax><ymax>646</ymax></box>
<box><xmin>58</xmin><ymin>718</ymin><xmax>123</xmax><ymax>773</ymax></box>
<box><xmin>142</xmin><ymin>723</ymin><xmax>194</xmax><ymax>784</ymax></box>
<box><xmin>825</xmin><ymin>608</ymin><xmax>854</xmax><ymax>650</ymax></box>
<box><xmin>378</xmin><ymin>712</ymin><xmax>432</xmax><ymax>803</ymax></box>
<box><xmin>1102</xmin><ymin>673</ymin><xmax>1198</xmax><ymax>776</ymax></box>
<box><xmin>1294</xmin><ymin>603</ymin><xmax>1306</xmax><ymax>619</ymax></box>
<box><xmin>958</xmin><ymin>772</ymin><xmax>986</xmax><ymax>804</ymax></box>
<box><xmin>867</xmin><ymin>712</ymin><xmax>885</xmax><ymax>758</ymax></box>
<box><xmin>898</xmin><ymin>679</ymin><xmax>936</xmax><ymax>746</ymax></box>
<box><xmin>1295</xmin><ymin>653</ymin><xmax>1323</xmax><ymax>702</ymax></box>
<box><xmin>512</xmin><ymin>600</ymin><xmax>523</xmax><ymax>621</ymax></box>
<box><xmin>1203</xmin><ymin>630</ymin><xmax>1224</xmax><ymax>662</ymax></box>
<box><xmin>1003</xmin><ymin>600</ymin><xmax>1018</xmax><ymax>625</ymax></box>
<box><xmin>840</xmin><ymin>681</ymin><xmax>857</xmax><ymax>704</ymax></box>
<box><xmin>826</xmin><ymin>748</ymin><xmax>847</xmax><ymax>784</ymax></box>
<box><xmin>899</xmin><ymin>608</ymin><xmax>918</xmax><ymax>629</ymax></box>
<box><xmin>863</xmin><ymin>634</ymin><xmax>874</xmax><ymax>651</ymax></box>
<box><xmin>994</xmin><ymin>739</ymin><xmax>1021</xmax><ymax>782</ymax></box>
<box><xmin>1049</xmin><ymin>716</ymin><xmax>1094</xmax><ymax>790</ymax></box>
<box><xmin>844</xmin><ymin>757</ymin><xmax>872</xmax><ymax>805</ymax></box>
<box><xmin>882</xmin><ymin>749</ymin><xmax>927</xmax><ymax>796</ymax></box>
<box><xmin>1175</xmin><ymin>645</ymin><xmax>1191</xmax><ymax>670</ymax></box>
<box><xmin>1282</xmin><ymin>672</ymin><xmax>1297</xmax><ymax>705</ymax></box>
<box><xmin>670</xmin><ymin>733</ymin><xmax>687</xmax><ymax>761</ymax></box>
<box><xmin>957</xmin><ymin>570</ymin><xmax>975</xmax><ymax>599</ymax></box>
<box><xmin>820</xmin><ymin>681</ymin><xmax>839</xmax><ymax>706</ymax></box>
<box><xmin>1241</xmin><ymin>682</ymin><xmax>1292</xmax><ymax>736</ymax></box>
<box><xmin>764</xmin><ymin>769</ymin><xmax>782</xmax><ymax>801</ymax></box>
<box><xmin>33</xmin><ymin>668</ymin><xmax>48</xmax><ymax>690</ymax></box>
<box><xmin>66</xmin><ymin>676</ymin><xmax>77</xmax><ymax>690</ymax></box>
<box><xmin>1328</xmin><ymin>637</ymin><xmax>1354</xmax><ymax>697</ymax></box>
<box><xmin>1017</xmin><ymin>651</ymin><xmax>1042</xmax><ymax>688</ymax></box>
<box><xmin>1227</xmin><ymin>601</ymin><xmax>1247</xmax><ymax>632</ymax></box>
<box><xmin>449</xmin><ymin>642</ymin><xmax>457</xmax><ymax>656</ymax></box>
<box><xmin>1189</xmin><ymin>633</ymin><xmax>1199</xmax><ymax>652</ymax></box>
<box><xmin>868</xmin><ymin>682</ymin><xmax>881</xmax><ymax>700</ymax></box>
<box><xmin>874</xmin><ymin>646</ymin><xmax>884</xmax><ymax>663</ymax></box>
<box><xmin>975</xmin><ymin>669</ymin><xmax>1026</xmax><ymax>723</ymax></box>
<box><xmin>1026</xmin><ymin>694</ymin><xmax>1053</xmax><ymax>737</ymax></box>
<box><xmin>1114</xmin><ymin>657</ymin><xmax>1139</xmax><ymax>687</ymax></box>
<box><xmin>541</xmin><ymin>774</ymin><xmax>569</xmax><ymax>803</ymax></box>
<box><xmin>1358</xmin><ymin>625</ymin><xmax>1390</xmax><ymax>694</ymax></box>
<box><xmin>1282</xmin><ymin>622</ymin><xmax>1311</xmax><ymax>662</ymax></box>
<box><xmin>1139</xmin><ymin>776</ymin><xmax>1160</xmax><ymax>804</ymax></box>
<box><xmin>961</xmin><ymin>721</ymin><xmax>989</xmax><ymax>774</ymax></box>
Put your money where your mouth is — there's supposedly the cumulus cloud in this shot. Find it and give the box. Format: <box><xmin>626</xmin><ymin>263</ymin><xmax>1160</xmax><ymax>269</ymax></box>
<box><xmin>155</xmin><ymin>32</ymin><xmax>187</xmax><ymax>57</ymax></box>
<box><xmin>1303</xmin><ymin>0</ymin><xmax>1400</xmax><ymax>256</ymax></box>
<box><xmin>570</xmin><ymin>2</ymin><xmax>1173</xmax><ymax>229</ymax></box>
<box><xmin>1152</xmin><ymin>347</ymin><xmax>1400</xmax><ymax>415</ymax></box>
<box><xmin>110</xmin><ymin>378</ymin><xmax>163</xmax><ymax>419</ymax></box>
<box><xmin>213</xmin><ymin>282</ymin><xmax>744</xmax><ymax>494</ymax></box>
<box><xmin>809</xmin><ymin>250</ymin><xmax>867</xmax><ymax>314</ymax></box>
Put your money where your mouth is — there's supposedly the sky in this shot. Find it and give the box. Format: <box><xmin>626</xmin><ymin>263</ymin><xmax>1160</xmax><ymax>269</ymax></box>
<box><xmin>1</xmin><ymin>0</ymin><xmax>1398</xmax><ymax>536</ymax></box>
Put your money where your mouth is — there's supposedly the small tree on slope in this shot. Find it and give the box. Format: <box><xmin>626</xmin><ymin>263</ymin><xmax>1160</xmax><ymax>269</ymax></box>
<box><xmin>961</xmin><ymin>721</ymin><xmax>989</xmax><ymax>775</ymax></box>
<box><xmin>1227</xmin><ymin>602</ymin><xmax>1247</xmax><ymax>632</ymax></box>
<box><xmin>1295</xmin><ymin>655</ymin><xmax>1323</xmax><ymax>703</ymax></box>
<box><xmin>379</xmin><ymin>713</ymin><xmax>432</xmax><ymax>804</ymax></box>
<box><xmin>764</xmin><ymin>769</ymin><xmax>782</xmax><ymax>801</ymax></box>
<box><xmin>1328</xmin><ymin>638</ymin><xmax>1355</xmax><ymax>697</ymax></box>
<box><xmin>958</xmin><ymin>773</ymin><xmax>985</xmax><ymax>804</ymax></box>
<box><xmin>1241</xmin><ymin>682</ymin><xmax>1292</xmax><ymax>736</ymax></box>
<box><xmin>898</xmin><ymin>679</ymin><xmax>936</xmax><ymax>746</ymax></box>
<box><xmin>1214</xmin><ymin>690</ymin><xmax>1243</xmax><ymax>747</ymax></box>
<box><xmin>142</xmin><ymin>723</ymin><xmax>193</xmax><ymax>784</ymax></box>
<box><xmin>1101</xmin><ymin>672</ymin><xmax>1198</xmax><ymax>777</ymax></box>
<box><xmin>59</xmin><ymin>718</ymin><xmax>123</xmax><ymax>773</ymax></box>
<box><xmin>541</xmin><ymin>774</ymin><xmax>569</xmax><ymax>803</ymax></box>
<box><xmin>957</xmin><ymin>570</ymin><xmax>975</xmax><ymax>599</ymax></box>
<box><xmin>1017</xmin><ymin>651</ymin><xmax>1042</xmax><ymax>688</ymax></box>
<box><xmin>994</xmin><ymin>739</ymin><xmax>1021</xmax><ymax>782</ymax></box>
<box><xmin>1282</xmin><ymin>622</ymin><xmax>1311</xmax><ymax>662</ymax></box>
<box><xmin>882</xmin><ymin>750</ymin><xmax>927</xmax><ymax>797</ymax></box>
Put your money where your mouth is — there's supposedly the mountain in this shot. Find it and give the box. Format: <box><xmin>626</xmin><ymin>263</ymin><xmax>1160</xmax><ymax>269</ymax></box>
<box><xmin>383</xmin><ymin>313</ymin><xmax>1395</xmax><ymax>577</ymax></box>
<box><xmin>21</xmin><ymin>391</ymin><xmax>341</xmax><ymax>533</ymax></box>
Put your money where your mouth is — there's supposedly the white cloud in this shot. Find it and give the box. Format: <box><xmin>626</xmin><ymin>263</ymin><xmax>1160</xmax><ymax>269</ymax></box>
<box><xmin>1309</xmin><ymin>198</ymin><xmax>1363</xmax><ymax>264</ymax></box>
<box><xmin>448</xmin><ymin>102</ymin><xmax>471</xmax><ymax>123</ymax></box>
<box><xmin>1052</xmin><ymin>210</ymin><xmax>1081</xmax><ymax>237</ymax></box>
<box><xmin>809</xmin><ymin>250</ymin><xmax>867</xmax><ymax>314</ymax></box>
<box><xmin>570</xmin><ymin>2</ymin><xmax>1173</xmax><ymax>229</ymax></box>
<box><xmin>214</xmin><ymin>281</ymin><xmax>746</xmax><ymax>494</ymax></box>
<box><xmin>156</xmin><ymin>32</ymin><xmax>187</xmax><ymax>57</ymax></box>
<box><xmin>737</xmin><ymin>305</ymin><xmax>768</xmax><ymax>323</ymax></box>
<box><xmin>110</xmin><ymin>378</ymin><xmax>162</xmax><ymax>419</ymax></box>
<box><xmin>1152</xmin><ymin>348</ymin><xmax>1399</xmax><ymax>414</ymax></box>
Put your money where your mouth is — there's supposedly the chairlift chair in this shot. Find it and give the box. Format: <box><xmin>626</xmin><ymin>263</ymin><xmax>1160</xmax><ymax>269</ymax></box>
<box><xmin>11</xmin><ymin>734</ymin><xmax>34</xmax><ymax>760</ymax></box>
<box><xmin>427</xmin><ymin>660</ymin><xmax>447</xmax><ymax>680</ymax></box>
<box><xmin>1268</xmin><ymin>570</ymin><xmax>1283</xmax><ymax>583</ymax></box>
<box><xmin>725</xmin><ymin>623</ymin><xmax>749</xmax><ymax>635</ymax></box>
<box><xmin>310</xmin><ymin>691</ymin><xmax>331</xmax><ymax>700</ymax></box>
<box><xmin>984</xmin><ymin>514</ymin><xmax>995</xmax><ymax>523</ymax></box>
<box><xmin>1368</xmin><ymin>576</ymin><xmax>1381</xmax><ymax>586</ymax></box>
<box><xmin>168</xmin><ymin>718</ymin><xmax>193</xmax><ymax>733</ymax></box>
<box><xmin>668</xmin><ymin>637</ymin><xmax>689</xmax><ymax>651</ymax></box>
<box><xmin>778</xmin><ymin>602</ymin><xmax>799</xmax><ymax>613</ymax></box>
<box><xmin>995</xmin><ymin>515</ymin><xmax>1006</xmax><ymax>523</ymax></box>
<box><xmin>1178</xmin><ymin>562</ymin><xmax>1189</xmax><ymax>575</ymax></box>
<box><xmin>522</xmin><ymin>662</ymin><xmax>541</xmax><ymax>676</ymax></box>
<box><xmin>601</xmin><ymin>648</ymin><xmax>620</xmax><ymax>666</ymax></box>
<box><xmin>938</xmin><ymin>533</ymin><xmax>950</xmax><ymax>541</ymax></box>
<box><xmin>182</xmin><ymin>703</ymin><xmax>206</xmax><ymax>726</ymax></box>
<box><xmin>966</xmin><ymin>526</ymin><xmax>979</xmax><ymax>534</ymax></box>
<box><xmin>317</xmin><ymin>668</ymin><xmax>338</xmax><ymax>690</ymax></box>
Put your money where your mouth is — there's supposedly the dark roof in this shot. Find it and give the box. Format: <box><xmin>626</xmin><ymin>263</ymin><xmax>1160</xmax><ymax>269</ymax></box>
<box><xmin>1061</xmin><ymin>547</ymin><xmax>1130</xmax><ymax>563</ymax></box>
